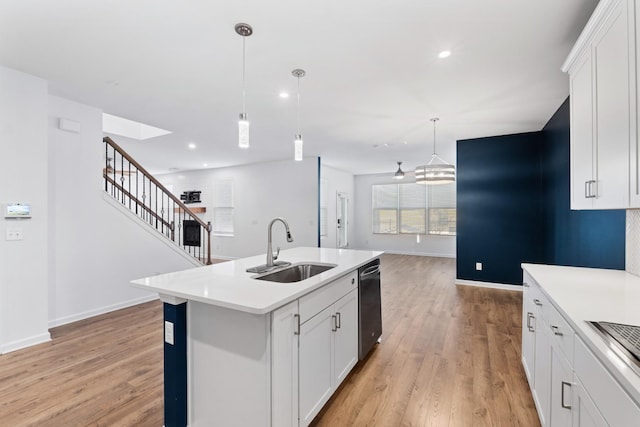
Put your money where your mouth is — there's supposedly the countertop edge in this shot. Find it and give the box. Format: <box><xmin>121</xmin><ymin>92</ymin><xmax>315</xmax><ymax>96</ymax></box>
<box><xmin>131</xmin><ymin>248</ymin><xmax>383</xmax><ymax>315</ymax></box>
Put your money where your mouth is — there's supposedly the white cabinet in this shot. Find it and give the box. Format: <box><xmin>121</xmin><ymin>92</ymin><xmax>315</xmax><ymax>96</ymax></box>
<box><xmin>572</xmin><ymin>377</ymin><xmax>607</xmax><ymax>427</ymax></box>
<box><xmin>299</xmin><ymin>287</ymin><xmax>358</xmax><ymax>427</ymax></box>
<box><xmin>272</xmin><ymin>270</ymin><xmax>360</xmax><ymax>427</ymax></box>
<box><xmin>332</xmin><ymin>289</ymin><xmax>358</xmax><ymax>386</ymax></box>
<box><xmin>550</xmin><ymin>346</ymin><xmax>573</xmax><ymax>426</ymax></box>
<box><xmin>522</xmin><ymin>268</ymin><xmax>640</xmax><ymax>427</ymax></box>
<box><xmin>272</xmin><ymin>300</ymin><xmax>300</xmax><ymax>427</ymax></box>
<box><xmin>299</xmin><ymin>304</ymin><xmax>334</xmax><ymax>426</ymax></box>
<box><xmin>564</xmin><ymin>0</ymin><xmax>635</xmax><ymax>209</ymax></box>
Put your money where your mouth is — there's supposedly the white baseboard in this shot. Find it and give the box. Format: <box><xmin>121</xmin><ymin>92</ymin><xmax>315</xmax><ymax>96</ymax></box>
<box><xmin>1</xmin><ymin>332</ymin><xmax>51</xmax><ymax>354</ymax></box>
<box><xmin>455</xmin><ymin>279</ymin><xmax>523</xmax><ymax>292</ymax></box>
<box><xmin>382</xmin><ymin>250</ymin><xmax>456</xmax><ymax>259</ymax></box>
<box><xmin>48</xmin><ymin>294</ymin><xmax>159</xmax><ymax>328</ymax></box>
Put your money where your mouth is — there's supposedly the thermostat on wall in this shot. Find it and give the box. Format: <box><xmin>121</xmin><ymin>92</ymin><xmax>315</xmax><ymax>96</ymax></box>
<box><xmin>5</xmin><ymin>203</ymin><xmax>31</xmax><ymax>219</ymax></box>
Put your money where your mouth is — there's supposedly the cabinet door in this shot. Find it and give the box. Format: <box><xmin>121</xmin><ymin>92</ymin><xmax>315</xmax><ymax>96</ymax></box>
<box><xmin>550</xmin><ymin>346</ymin><xmax>573</xmax><ymax>426</ymax></box>
<box><xmin>299</xmin><ymin>306</ymin><xmax>334</xmax><ymax>427</ymax></box>
<box><xmin>570</xmin><ymin>49</ymin><xmax>595</xmax><ymax>210</ymax></box>
<box><xmin>572</xmin><ymin>377</ymin><xmax>607</xmax><ymax>427</ymax></box>
<box><xmin>522</xmin><ymin>286</ymin><xmax>536</xmax><ymax>386</ymax></box>
<box><xmin>333</xmin><ymin>289</ymin><xmax>358</xmax><ymax>387</ymax></box>
<box><xmin>271</xmin><ymin>300</ymin><xmax>299</xmax><ymax>427</ymax></box>
<box><xmin>593</xmin><ymin>0</ymin><xmax>631</xmax><ymax>209</ymax></box>
<box><xmin>534</xmin><ymin>315</ymin><xmax>551</xmax><ymax>426</ymax></box>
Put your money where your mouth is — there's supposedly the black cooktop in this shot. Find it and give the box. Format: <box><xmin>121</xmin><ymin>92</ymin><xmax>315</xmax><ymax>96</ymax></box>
<box><xmin>590</xmin><ymin>321</ymin><xmax>640</xmax><ymax>375</ymax></box>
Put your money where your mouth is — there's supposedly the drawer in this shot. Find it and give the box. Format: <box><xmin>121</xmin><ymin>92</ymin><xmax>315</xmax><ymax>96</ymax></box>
<box><xmin>574</xmin><ymin>336</ymin><xmax>640</xmax><ymax>427</ymax></box>
<box><xmin>299</xmin><ymin>271</ymin><xmax>357</xmax><ymax>324</ymax></box>
<box><xmin>545</xmin><ymin>302</ymin><xmax>574</xmax><ymax>364</ymax></box>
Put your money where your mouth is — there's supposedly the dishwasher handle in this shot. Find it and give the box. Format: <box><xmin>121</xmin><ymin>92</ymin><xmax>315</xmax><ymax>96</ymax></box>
<box><xmin>360</xmin><ymin>265</ymin><xmax>380</xmax><ymax>277</ymax></box>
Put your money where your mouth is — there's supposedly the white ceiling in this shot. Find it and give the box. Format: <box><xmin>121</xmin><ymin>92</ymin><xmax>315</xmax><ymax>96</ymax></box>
<box><xmin>0</xmin><ymin>0</ymin><xmax>597</xmax><ymax>175</ymax></box>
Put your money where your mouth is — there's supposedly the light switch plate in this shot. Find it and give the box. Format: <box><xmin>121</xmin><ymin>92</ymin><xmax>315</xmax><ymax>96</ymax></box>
<box><xmin>475</xmin><ymin>262</ymin><xmax>483</xmax><ymax>271</ymax></box>
<box><xmin>164</xmin><ymin>321</ymin><xmax>174</xmax><ymax>345</ymax></box>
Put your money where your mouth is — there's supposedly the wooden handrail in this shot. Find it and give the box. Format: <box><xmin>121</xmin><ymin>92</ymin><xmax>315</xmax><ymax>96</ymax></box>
<box><xmin>103</xmin><ymin>136</ymin><xmax>209</xmax><ymax>230</ymax></box>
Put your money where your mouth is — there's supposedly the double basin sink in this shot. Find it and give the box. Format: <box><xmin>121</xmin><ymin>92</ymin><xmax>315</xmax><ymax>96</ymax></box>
<box><xmin>253</xmin><ymin>263</ymin><xmax>336</xmax><ymax>283</ymax></box>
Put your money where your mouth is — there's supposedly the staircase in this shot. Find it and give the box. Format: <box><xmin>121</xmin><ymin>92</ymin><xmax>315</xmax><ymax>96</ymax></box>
<box><xmin>103</xmin><ymin>136</ymin><xmax>212</xmax><ymax>265</ymax></box>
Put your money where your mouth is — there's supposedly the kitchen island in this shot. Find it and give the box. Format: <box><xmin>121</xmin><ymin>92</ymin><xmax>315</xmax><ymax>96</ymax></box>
<box><xmin>131</xmin><ymin>247</ymin><xmax>382</xmax><ymax>427</ymax></box>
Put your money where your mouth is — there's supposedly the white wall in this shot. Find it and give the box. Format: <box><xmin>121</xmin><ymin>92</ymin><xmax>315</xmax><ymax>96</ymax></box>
<box><xmin>0</xmin><ymin>66</ymin><xmax>50</xmax><ymax>352</ymax></box>
<box><xmin>320</xmin><ymin>164</ymin><xmax>354</xmax><ymax>249</ymax></box>
<box><xmin>47</xmin><ymin>96</ymin><xmax>198</xmax><ymax>328</ymax></box>
<box><xmin>352</xmin><ymin>173</ymin><xmax>456</xmax><ymax>258</ymax></box>
<box><xmin>158</xmin><ymin>157</ymin><xmax>320</xmax><ymax>259</ymax></box>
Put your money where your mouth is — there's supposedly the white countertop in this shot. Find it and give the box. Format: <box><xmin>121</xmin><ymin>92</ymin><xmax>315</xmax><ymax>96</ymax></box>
<box><xmin>131</xmin><ymin>247</ymin><xmax>383</xmax><ymax>315</ymax></box>
<box><xmin>522</xmin><ymin>263</ymin><xmax>640</xmax><ymax>405</ymax></box>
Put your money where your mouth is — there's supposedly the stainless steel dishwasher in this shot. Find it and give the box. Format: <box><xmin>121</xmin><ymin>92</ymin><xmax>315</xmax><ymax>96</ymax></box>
<box><xmin>358</xmin><ymin>258</ymin><xmax>382</xmax><ymax>359</ymax></box>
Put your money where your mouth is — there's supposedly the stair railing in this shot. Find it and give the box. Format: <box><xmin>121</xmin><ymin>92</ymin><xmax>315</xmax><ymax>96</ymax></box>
<box><xmin>103</xmin><ymin>136</ymin><xmax>212</xmax><ymax>265</ymax></box>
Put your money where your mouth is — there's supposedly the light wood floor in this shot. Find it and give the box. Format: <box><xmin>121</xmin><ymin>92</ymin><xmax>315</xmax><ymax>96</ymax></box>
<box><xmin>0</xmin><ymin>254</ymin><xmax>539</xmax><ymax>426</ymax></box>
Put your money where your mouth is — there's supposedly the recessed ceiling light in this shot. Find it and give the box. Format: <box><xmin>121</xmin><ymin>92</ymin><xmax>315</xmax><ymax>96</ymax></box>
<box><xmin>279</xmin><ymin>92</ymin><xmax>289</xmax><ymax>98</ymax></box>
<box><xmin>188</xmin><ymin>143</ymin><xmax>197</xmax><ymax>150</ymax></box>
<box><xmin>203</xmin><ymin>163</ymin><xmax>208</xmax><ymax>167</ymax></box>
<box><xmin>438</xmin><ymin>50</ymin><xmax>451</xmax><ymax>59</ymax></box>
<box><xmin>403</xmin><ymin>141</ymin><xmax>408</xmax><ymax>145</ymax></box>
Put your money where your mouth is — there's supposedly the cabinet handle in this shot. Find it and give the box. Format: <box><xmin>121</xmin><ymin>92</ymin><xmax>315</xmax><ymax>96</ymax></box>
<box><xmin>336</xmin><ymin>312</ymin><xmax>341</xmax><ymax>329</ymax></box>
<box><xmin>551</xmin><ymin>325</ymin><xmax>563</xmax><ymax>336</ymax></box>
<box><xmin>293</xmin><ymin>314</ymin><xmax>300</xmax><ymax>336</ymax></box>
<box><xmin>527</xmin><ymin>312</ymin><xmax>535</xmax><ymax>332</ymax></box>
<box><xmin>523</xmin><ymin>282</ymin><xmax>529</xmax><ymax>288</ymax></box>
<box><xmin>332</xmin><ymin>315</ymin><xmax>337</xmax><ymax>332</ymax></box>
<box><xmin>561</xmin><ymin>381</ymin><xmax>572</xmax><ymax>409</ymax></box>
<box><xmin>534</xmin><ymin>299</ymin><xmax>542</xmax><ymax>306</ymax></box>
<box><xmin>585</xmin><ymin>180</ymin><xmax>597</xmax><ymax>198</ymax></box>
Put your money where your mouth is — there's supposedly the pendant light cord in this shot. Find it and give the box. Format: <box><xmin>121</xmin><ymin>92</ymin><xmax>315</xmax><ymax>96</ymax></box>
<box><xmin>242</xmin><ymin>36</ymin><xmax>246</xmax><ymax>113</ymax></box>
<box><xmin>296</xmin><ymin>76</ymin><xmax>301</xmax><ymax>134</ymax></box>
<box><xmin>432</xmin><ymin>119</ymin><xmax>437</xmax><ymax>155</ymax></box>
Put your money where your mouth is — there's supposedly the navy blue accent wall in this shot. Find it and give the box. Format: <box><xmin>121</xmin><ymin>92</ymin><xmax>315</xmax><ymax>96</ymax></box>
<box><xmin>457</xmin><ymin>98</ymin><xmax>625</xmax><ymax>285</ymax></box>
<box><xmin>164</xmin><ymin>302</ymin><xmax>187</xmax><ymax>427</ymax></box>
<box><xmin>457</xmin><ymin>132</ymin><xmax>547</xmax><ymax>285</ymax></box>
<box><xmin>541</xmin><ymin>98</ymin><xmax>625</xmax><ymax>269</ymax></box>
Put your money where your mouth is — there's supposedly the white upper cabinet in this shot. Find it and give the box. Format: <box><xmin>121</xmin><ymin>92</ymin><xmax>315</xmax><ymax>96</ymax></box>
<box><xmin>563</xmin><ymin>0</ymin><xmax>636</xmax><ymax>209</ymax></box>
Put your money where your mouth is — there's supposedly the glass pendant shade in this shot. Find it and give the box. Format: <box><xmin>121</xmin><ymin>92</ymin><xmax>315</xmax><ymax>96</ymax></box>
<box><xmin>415</xmin><ymin>155</ymin><xmax>456</xmax><ymax>184</ymax></box>
<box><xmin>294</xmin><ymin>134</ymin><xmax>303</xmax><ymax>161</ymax></box>
<box><xmin>415</xmin><ymin>117</ymin><xmax>455</xmax><ymax>185</ymax></box>
<box><xmin>238</xmin><ymin>113</ymin><xmax>249</xmax><ymax>148</ymax></box>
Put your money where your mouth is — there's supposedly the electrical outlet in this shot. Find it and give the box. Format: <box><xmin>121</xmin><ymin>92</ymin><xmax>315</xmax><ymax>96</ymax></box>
<box><xmin>475</xmin><ymin>262</ymin><xmax>483</xmax><ymax>271</ymax></box>
<box><xmin>164</xmin><ymin>321</ymin><xmax>175</xmax><ymax>345</ymax></box>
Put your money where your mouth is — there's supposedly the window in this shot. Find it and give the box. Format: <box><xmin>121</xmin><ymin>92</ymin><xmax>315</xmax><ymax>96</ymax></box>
<box><xmin>213</xmin><ymin>179</ymin><xmax>234</xmax><ymax>236</ymax></box>
<box><xmin>372</xmin><ymin>182</ymin><xmax>456</xmax><ymax>236</ymax></box>
<box><xmin>372</xmin><ymin>184</ymin><xmax>398</xmax><ymax>234</ymax></box>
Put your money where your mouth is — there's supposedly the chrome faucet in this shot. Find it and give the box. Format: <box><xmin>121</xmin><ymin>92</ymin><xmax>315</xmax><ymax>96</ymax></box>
<box><xmin>266</xmin><ymin>217</ymin><xmax>294</xmax><ymax>268</ymax></box>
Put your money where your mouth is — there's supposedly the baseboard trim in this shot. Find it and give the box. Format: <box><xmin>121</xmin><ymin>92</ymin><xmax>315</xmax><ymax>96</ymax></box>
<box><xmin>1</xmin><ymin>332</ymin><xmax>51</xmax><ymax>354</ymax></box>
<box><xmin>455</xmin><ymin>279</ymin><xmax>523</xmax><ymax>291</ymax></box>
<box><xmin>382</xmin><ymin>250</ymin><xmax>456</xmax><ymax>259</ymax></box>
<box><xmin>48</xmin><ymin>294</ymin><xmax>159</xmax><ymax>328</ymax></box>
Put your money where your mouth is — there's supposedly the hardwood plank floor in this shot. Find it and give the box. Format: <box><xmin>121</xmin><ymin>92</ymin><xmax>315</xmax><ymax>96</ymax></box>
<box><xmin>0</xmin><ymin>254</ymin><xmax>539</xmax><ymax>426</ymax></box>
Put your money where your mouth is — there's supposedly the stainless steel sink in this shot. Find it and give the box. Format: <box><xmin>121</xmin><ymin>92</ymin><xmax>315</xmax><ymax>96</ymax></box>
<box><xmin>253</xmin><ymin>263</ymin><xmax>336</xmax><ymax>283</ymax></box>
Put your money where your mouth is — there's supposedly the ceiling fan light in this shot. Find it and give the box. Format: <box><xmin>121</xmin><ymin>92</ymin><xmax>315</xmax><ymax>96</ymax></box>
<box><xmin>393</xmin><ymin>161</ymin><xmax>405</xmax><ymax>179</ymax></box>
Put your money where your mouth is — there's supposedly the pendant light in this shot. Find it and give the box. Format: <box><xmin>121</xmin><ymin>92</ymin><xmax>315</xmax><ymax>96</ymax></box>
<box><xmin>235</xmin><ymin>23</ymin><xmax>253</xmax><ymax>149</ymax></box>
<box><xmin>393</xmin><ymin>161</ymin><xmax>405</xmax><ymax>180</ymax></box>
<box><xmin>292</xmin><ymin>69</ymin><xmax>306</xmax><ymax>161</ymax></box>
<box><xmin>415</xmin><ymin>117</ymin><xmax>455</xmax><ymax>184</ymax></box>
